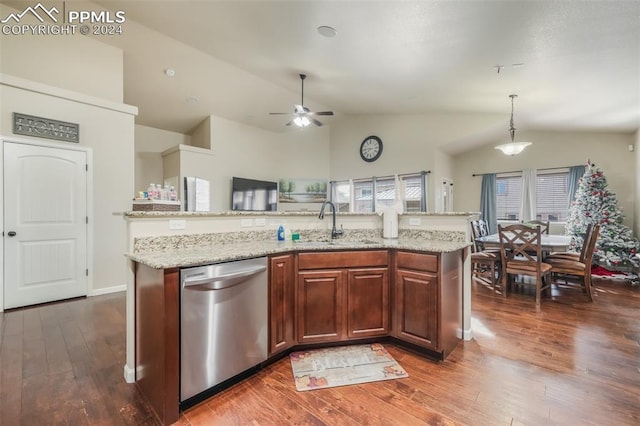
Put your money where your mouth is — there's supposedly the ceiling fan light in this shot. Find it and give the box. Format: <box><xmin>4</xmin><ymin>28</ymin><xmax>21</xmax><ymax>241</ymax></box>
<box><xmin>294</xmin><ymin>116</ymin><xmax>310</xmax><ymax>127</ymax></box>
<box><xmin>494</xmin><ymin>141</ymin><xmax>532</xmax><ymax>156</ymax></box>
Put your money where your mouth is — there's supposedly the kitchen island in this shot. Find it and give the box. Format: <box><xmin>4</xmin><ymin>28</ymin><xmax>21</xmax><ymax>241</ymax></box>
<box><xmin>124</xmin><ymin>211</ymin><xmax>475</xmax><ymax>425</ymax></box>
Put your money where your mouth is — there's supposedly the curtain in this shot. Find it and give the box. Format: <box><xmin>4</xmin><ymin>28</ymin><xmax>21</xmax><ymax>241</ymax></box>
<box><xmin>520</xmin><ymin>169</ymin><xmax>537</xmax><ymax>222</ymax></box>
<box><xmin>480</xmin><ymin>174</ymin><xmax>497</xmax><ymax>234</ymax></box>
<box><xmin>568</xmin><ymin>165</ymin><xmax>586</xmax><ymax>205</ymax></box>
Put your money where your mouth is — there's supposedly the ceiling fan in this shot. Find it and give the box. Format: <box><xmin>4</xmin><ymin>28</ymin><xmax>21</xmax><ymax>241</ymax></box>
<box><xmin>269</xmin><ymin>74</ymin><xmax>334</xmax><ymax>127</ymax></box>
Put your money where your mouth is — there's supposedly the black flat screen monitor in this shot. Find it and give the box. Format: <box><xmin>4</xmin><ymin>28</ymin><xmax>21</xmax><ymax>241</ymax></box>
<box><xmin>231</xmin><ymin>177</ymin><xmax>278</xmax><ymax>211</ymax></box>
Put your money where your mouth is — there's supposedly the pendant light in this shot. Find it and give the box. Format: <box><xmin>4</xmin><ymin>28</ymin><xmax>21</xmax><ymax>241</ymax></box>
<box><xmin>495</xmin><ymin>94</ymin><xmax>532</xmax><ymax>156</ymax></box>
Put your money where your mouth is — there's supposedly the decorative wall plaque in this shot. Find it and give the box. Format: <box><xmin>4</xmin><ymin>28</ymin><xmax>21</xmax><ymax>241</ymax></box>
<box><xmin>13</xmin><ymin>112</ymin><xmax>79</xmax><ymax>143</ymax></box>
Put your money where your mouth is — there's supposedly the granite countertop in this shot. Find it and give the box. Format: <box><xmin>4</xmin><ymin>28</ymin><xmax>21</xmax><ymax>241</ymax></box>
<box><xmin>124</xmin><ymin>210</ymin><xmax>480</xmax><ymax>218</ymax></box>
<box><xmin>127</xmin><ymin>237</ymin><xmax>470</xmax><ymax>269</ymax></box>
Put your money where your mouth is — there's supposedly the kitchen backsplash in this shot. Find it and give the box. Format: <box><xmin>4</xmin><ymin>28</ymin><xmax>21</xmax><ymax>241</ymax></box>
<box><xmin>132</xmin><ymin>228</ymin><xmax>466</xmax><ymax>254</ymax></box>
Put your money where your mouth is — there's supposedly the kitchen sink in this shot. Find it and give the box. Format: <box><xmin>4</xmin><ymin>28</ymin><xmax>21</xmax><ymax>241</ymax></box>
<box><xmin>294</xmin><ymin>239</ymin><xmax>379</xmax><ymax>248</ymax></box>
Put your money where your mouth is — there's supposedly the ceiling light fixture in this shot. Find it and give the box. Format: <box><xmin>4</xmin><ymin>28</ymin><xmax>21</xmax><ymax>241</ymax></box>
<box><xmin>495</xmin><ymin>94</ymin><xmax>532</xmax><ymax>156</ymax></box>
<box><xmin>293</xmin><ymin>116</ymin><xmax>311</xmax><ymax>127</ymax></box>
<box><xmin>164</xmin><ymin>68</ymin><xmax>176</xmax><ymax>77</ymax></box>
<box><xmin>317</xmin><ymin>25</ymin><xmax>337</xmax><ymax>38</ymax></box>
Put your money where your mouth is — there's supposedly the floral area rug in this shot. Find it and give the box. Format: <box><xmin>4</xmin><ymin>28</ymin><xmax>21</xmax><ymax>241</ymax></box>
<box><xmin>289</xmin><ymin>343</ymin><xmax>408</xmax><ymax>391</ymax></box>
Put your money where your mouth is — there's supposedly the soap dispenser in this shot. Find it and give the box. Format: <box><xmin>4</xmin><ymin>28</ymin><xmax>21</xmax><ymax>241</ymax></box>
<box><xmin>277</xmin><ymin>225</ymin><xmax>285</xmax><ymax>241</ymax></box>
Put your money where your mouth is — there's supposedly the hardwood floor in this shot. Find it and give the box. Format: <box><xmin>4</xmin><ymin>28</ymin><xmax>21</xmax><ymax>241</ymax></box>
<box><xmin>1</xmin><ymin>278</ymin><xmax>638</xmax><ymax>425</ymax></box>
<box><xmin>0</xmin><ymin>293</ymin><xmax>157</xmax><ymax>425</ymax></box>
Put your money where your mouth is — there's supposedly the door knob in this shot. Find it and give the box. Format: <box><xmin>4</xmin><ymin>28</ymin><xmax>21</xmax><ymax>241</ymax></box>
<box><xmin>7</xmin><ymin>231</ymin><xmax>16</xmax><ymax>237</ymax></box>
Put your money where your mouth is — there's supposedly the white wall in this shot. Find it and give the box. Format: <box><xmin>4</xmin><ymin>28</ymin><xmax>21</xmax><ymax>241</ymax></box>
<box><xmin>329</xmin><ymin>113</ymin><xmax>496</xmax><ymax>210</ymax></box>
<box><xmin>190</xmin><ymin>117</ymin><xmax>212</xmax><ymax>150</ymax></box>
<box><xmin>0</xmin><ymin>3</ymin><xmax>136</xmax><ymax>295</ymax></box>
<box><xmin>207</xmin><ymin>115</ymin><xmax>331</xmax><ymax>210</ymax></box>
<box><xmin>135</xmin><ymin>124</ymin><xmax>190</xmax><ymax>194</ymax></box>
<box><xmin>137</xmin><ymin>115</ymin><xmax>331</xmax><ymax>211</ymax></box>
<box><xmin>0</xmin><ymin>80</ymin><xmax>136</xmax><ymax>293</ymax></box>
<box><xmin>453</xmin><ymin>130</ymin><xmax>637</xmax><ymax>230</ymax></box>
<box><xmin>0</xmin><ymin>3</ymin><xmax>123</xmax><ymax>102</ymax></box>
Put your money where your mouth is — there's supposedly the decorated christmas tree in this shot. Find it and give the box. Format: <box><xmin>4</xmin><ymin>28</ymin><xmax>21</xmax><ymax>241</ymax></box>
<box><xmin>565</xmin><ymin>160</ymin><xmax>640</xmax><ymax>269</ymax></box>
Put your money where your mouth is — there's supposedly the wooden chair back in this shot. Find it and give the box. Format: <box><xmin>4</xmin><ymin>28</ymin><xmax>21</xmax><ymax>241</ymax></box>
<box><xmin>524</xmin><ymin>220</ymin><xmax>550</xmax><ymax>235</ymax></box>
<box><xmin>547</xmin><ymin>224</ymin><xmax>599</xmax><ymax>303</ymax></box>
<box><xmin>478</xmin><ymin>219</ymin><xmax>491</xmax><ymax>237</ymax></box>
<box><xmin>471</xmin><ymin>219</ymin><xmax>493</xmax><ymax>252</ymax></box>
<box><xmin>499</xmin><ymin>224</ymin><xmax>543</xmax><ymax>263</ymax></box>
<box><xmin>577</xmin><ymin>223</ymin><xmax>595</xmax><ymax>262</ymax></box>
<box><xmin>470</xmin><ymin>220</ymin><xmax>482</xmax><ymax>252</ymax></box>
<box><xmin>498</xmin><ymin>223</ymin><xmax>552</xmax><ymax>310</ymax></box>
<box><xmin>583</xmin><ymin>224</ymin><xmax>600</xmax><ymax>268</ymax></box>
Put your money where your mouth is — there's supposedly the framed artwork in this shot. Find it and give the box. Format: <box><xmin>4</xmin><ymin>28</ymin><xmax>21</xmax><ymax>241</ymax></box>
<box><xmin>278</xmin><ymin>178</ymin><xmax>327</xmax><ymax>204</ymax></box>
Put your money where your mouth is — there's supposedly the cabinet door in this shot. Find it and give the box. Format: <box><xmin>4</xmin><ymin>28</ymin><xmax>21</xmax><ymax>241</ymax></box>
<box><xmin>297</xmin><ymin>270</ymin><xmax>344</xmax><ymax>343</ymax></box>
<box><xmin>269</xmin><ymin>254</ymin><xmax>295</xmax><ymax>356</ymax></box>
<box><xmin>347</xmin><ymin>268</ymin><xmax>389</xmax><ymax>339</ymax></box>
<box><xmin>394</xmin><ymin>269</ymin><xmax>439</xmax><ymax>349</ymax></box>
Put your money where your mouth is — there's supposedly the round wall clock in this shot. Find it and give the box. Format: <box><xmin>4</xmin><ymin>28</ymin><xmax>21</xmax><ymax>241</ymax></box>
<box><xmin>360</xmin><ymin>136</ymin><xmax>383</xmax><ymax>162</ymax></box>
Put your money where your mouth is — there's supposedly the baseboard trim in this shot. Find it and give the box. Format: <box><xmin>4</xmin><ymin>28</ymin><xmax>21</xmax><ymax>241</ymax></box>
<box><xmin>461</xmin><ymin>327</ymin><xmax>473</xmax><ymax>341</ymax></box>
<box><xmin>123</xmin><ymin>364</ymin><xmax>135</xmax><ymax>383</ymax></box>
<box><xmin>90</xmin><ymin>284</ymin><xmax>126</xmax><ymax>297</ymax></box>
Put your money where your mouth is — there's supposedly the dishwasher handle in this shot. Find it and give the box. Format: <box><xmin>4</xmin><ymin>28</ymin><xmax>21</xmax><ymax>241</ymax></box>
<box><xmin>183</xmin><ymin>264</ymin><xmax>267</xmax><ymax>291</ymax></box>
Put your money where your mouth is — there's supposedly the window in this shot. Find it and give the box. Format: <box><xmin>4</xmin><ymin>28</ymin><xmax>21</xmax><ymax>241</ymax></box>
<box><xmin>401</xmin><ymin>174</ymin><xmax>424</xmax><ymax>212</ymax></box>
<box><xmin>331</xmin><ymin>180</ymin><xmax>351</xmax><ymax>212</ymax></box>
<box><xmin>496</xmin><ymin>174</ymin><xmax>522</xmax><ymax>221</ymax></box>
<box><xmin>330</xmin><ymin>172</ymin><xmax>428</xmax><ymax>213</ymax></box>
<box><xmin>494</xmin><ymin>168</ymin><xmax>571</xmax><ymax>223</ymax></box>
<box><xmin>375</xmin><ymin>176</ymin><xmax>396</xmax><ymax>209</ymax></box>
<box><xmin>536</xmin><ymin>169</ymin><xmax>569</xmax><ymax>222</ymax></box>
<box><xmin>353</xmin><ymin>179</ymin><xmax>374</xmax><ymax>212</ymax></box>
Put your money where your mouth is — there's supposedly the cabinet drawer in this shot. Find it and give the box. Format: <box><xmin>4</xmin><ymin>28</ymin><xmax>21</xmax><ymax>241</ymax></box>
<box><xmin>396</xmin><ymin>251</ymin><xmax>439</xmax><ymax>273</ymax></box>
<box><xmin>298</xmin><ymin>250</ymin><xmax>388</xmax><ymax>270</ymax></box>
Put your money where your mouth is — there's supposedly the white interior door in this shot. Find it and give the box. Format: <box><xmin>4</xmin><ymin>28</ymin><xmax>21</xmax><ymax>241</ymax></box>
<box><xmin>4</xmin><ymin>142</ymin><xmax>88</xmax><ymax>309</ymax></box>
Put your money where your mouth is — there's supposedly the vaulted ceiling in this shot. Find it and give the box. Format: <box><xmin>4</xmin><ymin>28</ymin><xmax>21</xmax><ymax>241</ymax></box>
<box><xmin>87</xmin><ymin>1</ymin><xmax>639</xmax><ymax>151</ymax></box>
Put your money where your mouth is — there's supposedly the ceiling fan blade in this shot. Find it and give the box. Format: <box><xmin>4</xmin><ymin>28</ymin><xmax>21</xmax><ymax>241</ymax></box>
<box><xmin>270</xmin><ymin>74</ymin><xmax>333</xmax><ymax>128</ymax></box>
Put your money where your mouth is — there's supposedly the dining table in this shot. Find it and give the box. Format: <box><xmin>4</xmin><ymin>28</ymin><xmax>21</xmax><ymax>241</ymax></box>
<box><xmin>475</xmin><ymin>233</ymin><xmax>573</xmax><ymax>252</ymax></box>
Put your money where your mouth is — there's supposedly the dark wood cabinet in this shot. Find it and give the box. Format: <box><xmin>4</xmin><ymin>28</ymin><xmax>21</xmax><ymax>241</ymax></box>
<box><xmin>133</xmin><ymin>247</ymin><xmax>462</xmax><ymax>425</ymax></box>
<box><xmin>268</xmin><ymin>254</ymin><xmax>295</xmax><ymax>355</ymax></box>
<box><xmin>134</xmin><ymin>264</ymin><xmax>180</xmax><ymax>426</ymax></box>
<box><xmin>394</xmin><ymin>268</ymin><xmax>439</xmax><ymax>349</ymax></box>
<box><xmin>297</xmin><ymin>250</ymin><xmax>389</xmax><ymax>344</ymax></box>
<box><xmin>347</xmin><ymin>268</ymin><xmax>389</xmax><ymax>338</ymax></box>
<box><xmin>297</xmin><ymin>269</ymin><xmax>344</xmax><ymax>343</ymax></box>
<box><xmin>393</xmin><ymin>251</ymin><xmax>461</xmax><ymax>358</ymax></box>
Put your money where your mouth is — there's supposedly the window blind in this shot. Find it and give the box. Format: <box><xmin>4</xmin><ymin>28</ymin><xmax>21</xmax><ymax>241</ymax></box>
<box><xmin>496</xmin><ymin>175</ymin><xmax>522</xmax><ymax>220</ymax></box>
<box><xmin>536</xmin><ymin>172</ymin><xmax>569</xmax><ymax>221</ymax></box>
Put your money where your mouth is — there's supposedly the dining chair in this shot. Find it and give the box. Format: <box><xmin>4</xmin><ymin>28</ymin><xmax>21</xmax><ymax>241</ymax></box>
<box><xmin>524</xmin><ymin>220</ymin><xmax>550</xmax><ymax>234</ymax></box>
<box><xmin>546</xmin><ymin>224</ymin><xmax>600</xmax><ymax>302</ymax></box>
<box><xmin>470</xmin><ymin>220</ymin><xmax>501</xmax><ymax>293</ymax></box>
<box><xmin>546</xmin><ymin>223</ymin><xmax>594</xmax><ymax>262</ymax></box>
<box><xmin>471</xmin><ymin>219</ymin><xmax>492</xmax><ymax>249</ymax></box>
<box><xmin>498</xmin><ymin>224</ymin><xmax>552</xmax><ymax>310</ymax></box>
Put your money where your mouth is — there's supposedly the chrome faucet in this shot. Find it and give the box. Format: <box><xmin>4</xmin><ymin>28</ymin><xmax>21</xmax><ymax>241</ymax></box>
<box><xmin>319</xmin><ymin>200</ymin><xmax>343</xmax><ymax>239</ymax></box>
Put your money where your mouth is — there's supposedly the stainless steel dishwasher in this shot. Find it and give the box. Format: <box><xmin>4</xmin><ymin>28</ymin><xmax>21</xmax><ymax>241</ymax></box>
<box><xmin>180</xmin><ymin>257</ymin><xmax>268</xmax><ymax>402</ymax></box>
